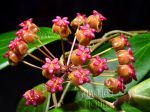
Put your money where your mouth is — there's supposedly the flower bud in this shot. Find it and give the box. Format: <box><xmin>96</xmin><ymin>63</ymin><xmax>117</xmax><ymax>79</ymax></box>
<box><xmin>23</xmin><ymin>89</ymin><xmax>45</xmax><ymax>106</ymax></box>
<box><xmin>86</xmin><ymin>10</ymin><xmax>106</xmax><ymax>32</ymax></box>
<box><xmin>71</xmin><ymin>45</ymin><xmax>91</xmax><ymax>66</ymax></box>
<box><xmin>4</xmin><ymin>50</ymin><xmax>21</xmax><ymax>65</ymax></box>
<box><xmin>71</xmin><ymin>13</ymin><xmax>86</xmax><ymax>29</ymax></box>
<box><xmin>16</xmin><ymin>29</ymin><xmax>35</xmax><ymax>43</ymax></box>
<box><xmin>117</xmin><ymin>48</ymin><xmax>134</xmax><ymax>65</ymax></box>
<box><xmin>104</xmin><ymin>77</ymin><xmax>125</xmax><ymax>94</ymax></box>
<box><xmin>52</xmin><ymin>16</ymin><xmax>71</xmax><ymax>38</ymax></box>
<box><xmin>8</xmin><ymin>37</ymin><xmax>28</xmax><ymax>56</ymax></box>
<box><xmin>68</xmin><ymin>68</ymin><xmax>90</xmax><ymax>85</ymax></box>
<box><xmin>75</xmin><ymin>24</ymin><xmax>96</xmax><ymax>46</ymax></box>
<box><xmin>45</xmin><ymin>77</ymin><xmax>64</xmax><ymax>93</ymax></box>
<box><xmin>117</xmin><ymin>64</ymin><xmax>136</xmax><ymax>81</ymax></box>
<box><xmin>88</xmin><ymin>56</ymin><xmax>108</xmax><ymax>76</ymax></box>
<box><xmin>111</xmin><ymin>34</ymin><xmax>130</xmax><ymax>51</ymax></box>
<box><xmin>19</xmin><ymin>18</ymin><xmax>39</xmax><ymax>33</ymax></box>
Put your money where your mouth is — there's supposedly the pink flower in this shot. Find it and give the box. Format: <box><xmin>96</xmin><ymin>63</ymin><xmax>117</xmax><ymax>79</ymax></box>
<box><xmin>71</xmin><ymin>45</ymin><xmax>91</xmax><ymax>66</ymax></box>
<box><xmin>19</xmin><ymin>18</ymin><xmax>33</xmax><ymax>27</ymax></box>
<box><xmin>42</xmin><ymin>58</ymin><xmax>60</xmax><ymax>76</ymax></box>
<box><xmin>69</xmin><ymin>68</ymin><xmax>90</xmax><ymax>85</ymax></box>
<box><xmin>71</xmin><ymin>13</ymin><xmax>86</xmax><ymax>28</ymax></box>
<box><xmin>52</xmin><ymin>16</ymin><xmax>71</xmax><ymax>38</ymax></box>
<box><xmin>8</xmin><ymin>37</ymin><xmax>22</xmax><ymax>50</ymax></box>
<box><xmin>23</xmin><ymin>89</ymin><xmax>45</xmax><ymax>106</ymax></box>
<box><xmin>89</xmin><ymin>56</ymin><xmax>108</xmax><ymax>76</ymax></box>
<box><xmin>93</xmin><ymin>10</ymin><xmax>107</xmax><ymax>21</ymax></box>
<box><xmin>52</xmin><ymin>16</ymin><xmax>69</xmax><ymax>26</ymax></box>
<box><xmin>45</xmin><ymin>77</ymin><xmax>64</xmax><ymax>93</ymax></box>
<box><xmin>117</xmin><ymin>77</ymin><xmax>126</xmax><ymax>93</ymax></box>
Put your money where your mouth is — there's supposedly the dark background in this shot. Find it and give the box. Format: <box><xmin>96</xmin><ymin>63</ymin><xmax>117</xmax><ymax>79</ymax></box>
<box><xmin>0</xmin><ymin>0</ymin><xmax>150</xmax><ymax>112</ymax></box>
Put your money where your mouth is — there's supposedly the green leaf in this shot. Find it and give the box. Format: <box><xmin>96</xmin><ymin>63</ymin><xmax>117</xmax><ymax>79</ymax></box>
<box><xmin>17</xmin><ymin>83</ymin><xmax>51</xmax><ymax>112</ymax></box>
<box><xmin>49</xmin><ymin>99</ymin><xmax>116</xmax><ymax>112</ymax></box>
<box><xmin>121</xmin><ymin>102</ymin><xmax>142</xmax><ymax>112</ymax></box>
<box><xmin>76</xmin><ymin>33</ymin><xmax>150</xmax><ymax>100</ymax></box>
<box><xmin>0</xmin><ymin>27</ymin><xmax>60</xmax><ymax>70</ymax></box>
<box><xmin>128</xmin><ymin>78</ymin><xmax>150</xmax><ymax>112</ymax></box>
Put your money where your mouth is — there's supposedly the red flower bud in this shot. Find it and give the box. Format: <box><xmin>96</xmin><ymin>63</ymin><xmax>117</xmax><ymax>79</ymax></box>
<box><xmin>86</xmin><ymin>10</ymin><xmax>106</xmax><ymax>32</ymax></box>
<box><xmin>71</xmin><ymin>13</ymin><xmax>86</xmax><ymax>29</ymax></box>
<box><xmin>104</xmin><ymin>77</ymin><xmax>125</xmax><ymax>94</ymax></box>
<box><xmin>117</xmin><ymin>64</ymin><xmax>136</xmax><ymax>81</ymax></box>
<box><xmin>111</xmin><ymin>34</ymin><xmax>130</xmax><ymax>51</ymax></box>
<box><xmin>117</xmin><ymin>48</ymin><xmax>134</xmax><ymax>65</ymax></box>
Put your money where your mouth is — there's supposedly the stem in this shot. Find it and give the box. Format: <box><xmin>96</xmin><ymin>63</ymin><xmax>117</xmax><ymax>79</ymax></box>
<box><xmin>77</xmin><ymin>85</ymin><xmax>115</xmax><ymax>109</ymax></box>
<box><xmin>57</xmin><ymin>37</ymin><xmax>76</xmax><ymax>107</ymax></box>
<box><xmin>33</xmin><ymin>43</ymin><xmax>52</xmax><ymax>59</ymax></box>
<box><xmin>61</xmin><ymin>39</ymin><xmax>66</xmax><ymax>65</ymax></box>
<box><xmin>107</xmin><ymin>58</ymin><xmax>118</xmax><ymax>62</ymax></box>
<box><xmin>27</xmin><ymin>53</ymin><xmax>45</xmax><ymax>63</ymax></box>
<box><xmin>90</xmin><ymin>82</ymin><xmax>104</xmax><ymax>86</ymax></box>
<box><xmin>52</xmin><ymin>93</ymin><xmax>58</xmax><ymax>108</ymax></box>
<box><xmin>67</xmin><ymin>36</ymin><xmax>77</xmax><ymax>66</ymax></box>
<box><xmin>100</xmin><ymin>73</ymin><xmax>116</xmax><ymax>77</ymax></box>
<box><xmin>57</xmin><ymin>82</ymin><xmax>71</xmax><ymax>107</ymax></box>
<box><xmin>49</xmin><ymin>105</ymin><xmax>55</xmax><ymax>110</ymax></box>
<box><xmin>22</xmin><ymin>60</ymin><xmax>42</xmax><ymax>70</ymax></box>
<box><xmin>35</xmin><ymin>36</ymin><xmax>55</xmax><ymax>58</ymax></box>
<box><xmin>92</xmin><ymin>47</ymin><xmax>113</xmax><ymax>57</ymax></box>
<box><xmin>114</xmin><ymin>94</ymin><xmax>130</xmax><ymax>108</ymax></box>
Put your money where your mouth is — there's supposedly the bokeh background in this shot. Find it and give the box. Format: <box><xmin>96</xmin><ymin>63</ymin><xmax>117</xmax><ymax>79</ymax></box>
<box><xmin>0</xmin><ymin>0</ymin><xmax>150</xmax><ymax>111</ymax></box>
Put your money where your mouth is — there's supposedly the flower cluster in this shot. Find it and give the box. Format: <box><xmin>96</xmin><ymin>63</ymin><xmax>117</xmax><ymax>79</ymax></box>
<box><xmin>3</xmin><ymin>18</ymin><xmax>39</xmax><ymax>65</ymax></box>
<box><xmin>104</xmin><ymin>34</ymin><xmax>136</xmax><ymax>93</ymax></box>
<box><xmin>3</xmin><ymin>10</ymin><xmax>137</xmax><ymax>106</ymax></box>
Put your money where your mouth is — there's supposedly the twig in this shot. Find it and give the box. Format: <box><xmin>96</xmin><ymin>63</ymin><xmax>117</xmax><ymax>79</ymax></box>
<box><xmin>57</xmin><ymin>82</ymin><xmax>71</xmax><ymax>107</ymax></box>
<box><xmin>90</xmin><ymin>82</ymin><xmax>104</xmax><ymax>86</ymax></box>
<box><xmin>92</xmin><ymin>47</ymin><xmax>113</xmax><ymax>57</ymax></box>
<box><xmin>27</xmin><ymin>53</ymin><xmax>45</xmax><ymax>63</ymax></box>
<box><xmin>107</xmin><ymin>58</ymin><xmax>118</xmax><ymax>62</ymax></box>
<box><xmin>52</xmin><ymin>93</ymin><xmax>58</xmax><ymax>108</ymax></box>
<box><xmin>35</xmin><ymin>36</ymin><xmax>55</xmax><ymax>58</ymax></box>
<box><xmin>61</xmin><ymin>39</ymin><xmax>66</xmax><ymax>65</ymax></box>
<box><xmin>57</xmin><ymin>36</ymin><xmax>77</xmax><ymax>107</ymax></box>
<box><xmin>22</xmin><ymin>60</ymin><xmax>42</xmax><ymax>70</ymax></box>
<box><xmin>67</xmin><ymin>36</ymin><xmax>77</xmax><ymax>65</ymax></box>
<box><xmin>33</xmin><ymin>42</ymin><xmax>52</xmax><ymax>59</ymax></box>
